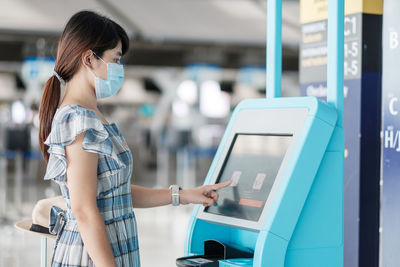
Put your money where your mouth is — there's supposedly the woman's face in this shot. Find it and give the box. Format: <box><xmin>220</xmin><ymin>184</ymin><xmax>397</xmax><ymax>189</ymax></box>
<box><xmin>90</xmin><ymin>40</ymin><xmax>122</xmax><ymax>81</ymax></box>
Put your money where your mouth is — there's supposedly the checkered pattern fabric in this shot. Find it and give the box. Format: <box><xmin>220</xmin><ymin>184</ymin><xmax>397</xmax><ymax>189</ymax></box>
<box><xmin>44</xmin><ymin>104</ymin><xmax>140</xmax><ymax>267</ymax></box>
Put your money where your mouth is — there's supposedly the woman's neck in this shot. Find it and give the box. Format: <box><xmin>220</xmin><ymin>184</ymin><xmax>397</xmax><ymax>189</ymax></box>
<box><xmin>60</xmin><ymin>70</ymin><xmax>98</xmax><ymax>110</ymax></box>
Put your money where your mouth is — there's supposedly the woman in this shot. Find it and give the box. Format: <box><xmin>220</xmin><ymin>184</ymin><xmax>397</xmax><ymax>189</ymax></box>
<box><xmin>38</xmin><ymin>11</ymin><xmax>230</xmax><ymax>267</ymax></box>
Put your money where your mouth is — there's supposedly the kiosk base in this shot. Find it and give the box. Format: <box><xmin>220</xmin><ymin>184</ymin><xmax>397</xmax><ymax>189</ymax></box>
<box><xmin>219</xmin><ymin>258</ymin><xmax>253</xmax><ymax>266</ymax></box>
<box><xmin>176</xmin><ymin>240</ymin><xmax>253</xmax><ymax>267</ymax></box>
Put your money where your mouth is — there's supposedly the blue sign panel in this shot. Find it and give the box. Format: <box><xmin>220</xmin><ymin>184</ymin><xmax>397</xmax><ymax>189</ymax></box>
<box><xmin>381</xmin><ymin>0</ymin><xmax>400</xmax><ymax>265</ymax></box>
<box><xmin>300</xmin><ymin>12</ymin><xmax>382</xmax><ymax>267</ymax></box>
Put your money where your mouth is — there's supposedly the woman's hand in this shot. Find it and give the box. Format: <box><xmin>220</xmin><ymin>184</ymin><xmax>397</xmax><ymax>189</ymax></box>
<box><xmin>180</xmin><ymin>181</ymin><xmax>232</xmax><ymax>207</ymax></box>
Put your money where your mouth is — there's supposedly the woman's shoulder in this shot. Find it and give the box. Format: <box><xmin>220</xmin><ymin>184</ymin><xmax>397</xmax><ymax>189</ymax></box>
<box><xmin>45</xmin><ymin>104</ymin><xmax>108</xmax><ymax>147</ymax></box>
<box><xmin>53</xmin><ymin>103</ymin><xmax>98</xmax><ymax>123</ymax></box>
<box><xmin>43</xmin><ymin>104</ymin><xmax>114</xmax><ymax>182</ymax></box>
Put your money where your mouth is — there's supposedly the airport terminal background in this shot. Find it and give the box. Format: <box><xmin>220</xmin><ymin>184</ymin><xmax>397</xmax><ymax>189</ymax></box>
<box><xmin>0</xmin><ymin>0</ymin><xmax>398</xmax><ymax>266</ymax></box>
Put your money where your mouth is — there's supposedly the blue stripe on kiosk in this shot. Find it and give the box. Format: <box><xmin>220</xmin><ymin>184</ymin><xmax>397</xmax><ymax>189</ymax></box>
<box><xmin>176</xmin><ymin>0</ymin><xmax>344</xmax><ymax>266</ymax></box>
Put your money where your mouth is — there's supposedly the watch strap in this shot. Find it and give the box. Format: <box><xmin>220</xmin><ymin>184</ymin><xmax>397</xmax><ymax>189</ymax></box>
<box><xmin>169</xmin><ymin>185</ymin><xmax>181</xmax><ymax>206</ymax></box>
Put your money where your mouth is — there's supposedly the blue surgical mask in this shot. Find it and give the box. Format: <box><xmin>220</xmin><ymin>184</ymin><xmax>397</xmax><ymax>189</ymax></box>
<box><xmin>88</xmin><ymin>51</ymin><xmax>124</xmax><ymax>99</ymax></box>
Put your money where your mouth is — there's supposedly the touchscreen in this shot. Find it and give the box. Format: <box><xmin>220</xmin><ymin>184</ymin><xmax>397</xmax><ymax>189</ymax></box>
<box><xmin>205</xmin><ymin>134</ymin><xmax>292</xmax><ymax>221</ymax></box>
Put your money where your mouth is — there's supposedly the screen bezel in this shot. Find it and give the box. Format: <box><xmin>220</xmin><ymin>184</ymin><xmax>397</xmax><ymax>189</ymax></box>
<box><xmin>204</xmin><ymin>133</ymin><xmax>293</xmax><ymax>221</ymax></box>
<box><xmin>196</xmin><ymin>108</ymin><xmax>308</xmax><ymax>231</ymax></box>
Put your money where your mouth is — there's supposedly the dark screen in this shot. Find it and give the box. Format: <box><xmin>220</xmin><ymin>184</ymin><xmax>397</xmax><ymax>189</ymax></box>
<box><xmin>205</xmin><ymin>134</ymin><xmax>292</xmax><ymax>222</ymax></box>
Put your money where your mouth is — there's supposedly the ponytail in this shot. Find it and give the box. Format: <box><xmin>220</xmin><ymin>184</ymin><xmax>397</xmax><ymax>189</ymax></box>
<box><xmin>38</xmin><ymin>75</ymin><xmax>61</xmax><ymax>163</ymax></box>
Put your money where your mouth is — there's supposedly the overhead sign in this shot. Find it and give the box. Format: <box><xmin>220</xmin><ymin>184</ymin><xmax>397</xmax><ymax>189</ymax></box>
<box><xmin>300</xmin><ymin>0</ymin><xmax>383</xmax><ymax>24</ymax></box>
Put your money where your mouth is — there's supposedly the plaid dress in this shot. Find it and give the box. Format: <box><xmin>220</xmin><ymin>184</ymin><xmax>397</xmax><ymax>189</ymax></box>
<box><xmin>43</xmin><ymin>104</ymin><xmax>140</xmax><ymax>267</ymax></box>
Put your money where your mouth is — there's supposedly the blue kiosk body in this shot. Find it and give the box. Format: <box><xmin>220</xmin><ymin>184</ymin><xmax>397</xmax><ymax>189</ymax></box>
<box><xmin>180</xmin><ymin>1</ymin><xmax>344</xmax><ymax>266</ymax></box>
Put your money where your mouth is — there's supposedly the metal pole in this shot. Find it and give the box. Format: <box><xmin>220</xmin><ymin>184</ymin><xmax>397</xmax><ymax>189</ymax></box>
<box><xmin>14</xmin><ymin>151</ymin><xmax>23</xmax><ymax>215</ymax></box>
<box><xmin>0</xmin><ymin>151</ymin><xmax>7</xmax><ymax>220</ymax></box>
<box><xmin>41</xmin><ymin>237</ymin><xmax>47</xmax><ymax>267</ymax></box>
<box><xmin>327</xmin><ymin>0</ymin><xmax>344</xmax><ymax>127</ymax></box>
<box><xmin>266</xmin><ymin>0</ymin><xmax>282</xmax><ymax>98</ymax></box>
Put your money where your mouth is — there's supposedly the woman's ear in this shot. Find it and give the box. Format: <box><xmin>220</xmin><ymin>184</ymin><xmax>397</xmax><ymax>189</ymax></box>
<box><xmin>82</xmin><ymin>50</ymin><xmax>94</xmax><ymax>69</ymax></box>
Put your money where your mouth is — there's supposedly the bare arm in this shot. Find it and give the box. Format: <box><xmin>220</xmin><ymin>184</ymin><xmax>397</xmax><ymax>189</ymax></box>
<box><xmin>130</xmin><ymin>181</ymin><xmax>232</xmax><ymax>208</ymax></box>
<box><xmin>130</xmin><ymin>185</ymin><xmax>171</xmax><ymax>208</ymax></box>
<box><xmin>66</xmin><ymin>132</ymin><xmax>117</xmax><ymax>267</ymax></box>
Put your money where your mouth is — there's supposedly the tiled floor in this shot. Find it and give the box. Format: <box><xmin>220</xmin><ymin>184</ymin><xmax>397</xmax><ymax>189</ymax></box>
<box><xmin>135</xmin><ymin>205</ymin><xmax>192</xmax><ymax>266</ymax></box>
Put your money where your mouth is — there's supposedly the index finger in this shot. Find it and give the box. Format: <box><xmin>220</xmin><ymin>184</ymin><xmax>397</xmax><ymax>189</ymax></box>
<box><xmin>211</xmin><ymin>181</ymin><xmax>232</xmax><ymax>190</ymax></box>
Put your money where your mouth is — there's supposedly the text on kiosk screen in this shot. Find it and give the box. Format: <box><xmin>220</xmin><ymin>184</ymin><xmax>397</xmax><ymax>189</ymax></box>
<box><xmin>205</xmin><ymin>134</ymin><xmax>292</xmax><ymax>222</ymax></box>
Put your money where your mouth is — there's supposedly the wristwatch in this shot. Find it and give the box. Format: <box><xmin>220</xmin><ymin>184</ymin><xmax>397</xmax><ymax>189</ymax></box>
<box><xmin>169</xmin><ymin>184</ymin><xmax>182</xmax><ymax>206</ymax></box>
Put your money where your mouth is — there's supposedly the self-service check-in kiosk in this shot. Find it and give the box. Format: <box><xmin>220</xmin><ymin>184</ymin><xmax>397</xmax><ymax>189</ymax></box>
<box><xmin>176</xmin><ymin>0</ymin><xmax>344</xmax><ymax>266</ymax></box>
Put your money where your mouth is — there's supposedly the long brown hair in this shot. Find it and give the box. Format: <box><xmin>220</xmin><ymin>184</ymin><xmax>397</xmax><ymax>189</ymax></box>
<box><xmin>39</xmin><ymin>10</ymin><xmax>129</xmax><ymax>163</ymax></box>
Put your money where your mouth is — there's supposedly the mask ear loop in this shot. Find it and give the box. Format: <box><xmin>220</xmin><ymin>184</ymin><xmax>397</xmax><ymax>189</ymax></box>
<box><xmin>91</xmin><ymin>50</ymin><xmax>106</xmax><ymax>64</ymax></box>
<box><xmin>85</xmin><ymin>51</ymin><xmax>101</xmax><ymax>79</ymax></box>
<box><xmin>91</xmin><ymin>50</ymin><xmax>109</xmax><ymax>80</ymax></box>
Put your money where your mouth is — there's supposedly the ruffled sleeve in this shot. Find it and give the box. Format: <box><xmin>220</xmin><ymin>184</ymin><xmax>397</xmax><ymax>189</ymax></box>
<box><xmin>43</xmin><ymin>106</ymin><xmax>125</xmax><ymax>182</ymax></box>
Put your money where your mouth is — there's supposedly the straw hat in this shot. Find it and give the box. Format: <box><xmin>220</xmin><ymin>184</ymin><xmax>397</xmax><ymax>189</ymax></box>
<box><xmin>15</xmin><ymin>196</ymin><xmax>67</xmax><ymax>239</ymax></box>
